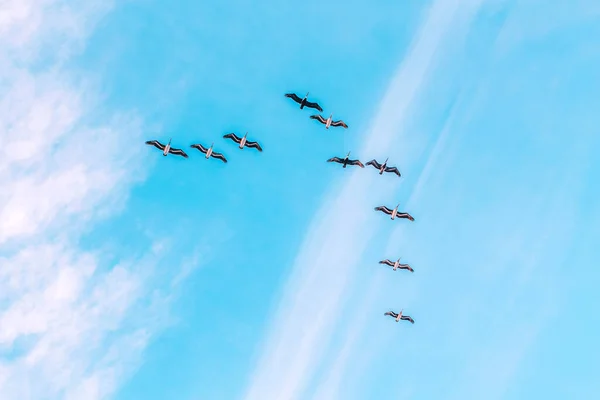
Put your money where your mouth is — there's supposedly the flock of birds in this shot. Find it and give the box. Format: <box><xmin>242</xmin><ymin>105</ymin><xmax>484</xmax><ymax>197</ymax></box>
<box><xmin>145</xmin><ymin>92</ymin><xmax>416</xmax><ymax>326</ymax></box>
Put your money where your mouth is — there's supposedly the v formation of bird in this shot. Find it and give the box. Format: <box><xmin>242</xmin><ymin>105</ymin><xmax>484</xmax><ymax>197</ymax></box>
<box><xmin>145</xmin><ymin>91</ymin><xmax>415</xmax><ymax>326</ymax></box>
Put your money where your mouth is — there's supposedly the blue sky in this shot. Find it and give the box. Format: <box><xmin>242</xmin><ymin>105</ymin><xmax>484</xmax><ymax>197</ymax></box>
<box><xmin>1</xmin><ymin>0</ymin><xmax>599</xmax><ymax>399</ymax></box>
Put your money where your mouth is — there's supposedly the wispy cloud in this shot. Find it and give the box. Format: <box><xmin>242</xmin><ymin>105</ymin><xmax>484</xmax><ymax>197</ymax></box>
<box><xmin>310</xmin><ymin>88</ymin><xmax>473</xmax><ymax>400</ymax></box>
<box><xmin>304</xmin><ymin>1</ymin><xmax>600</xmax><ymax>397</ymax></box>
<box><xmin>0</xmin><ymin>1</ymin><xmax>200</xmax><ymax>398</ymax></box>
<box><xmin>242</xmin><ymin>2</ymin><xmax>478</xmax><ymax>399</ymax></box>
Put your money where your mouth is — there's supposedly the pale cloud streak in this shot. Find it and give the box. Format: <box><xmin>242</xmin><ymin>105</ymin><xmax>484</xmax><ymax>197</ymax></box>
<box><xmin>243</xmin><ymin>2</ymin><xmax>477</xmax><ymax>399</ymax></box>
<box><xmin>307</xmin><ymin>1</ymin><xmax>600</xmax><ymax>396</ymax></box>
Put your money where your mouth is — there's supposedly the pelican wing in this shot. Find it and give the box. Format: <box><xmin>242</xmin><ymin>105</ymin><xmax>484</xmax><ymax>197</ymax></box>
<box><xmin>245</xmin><ymin>140</ymin><xmax>263</xmax><ymax>152</ymax></box>
<box><xmin>348</xmin><ymin>159</ymin><xmax>364</xmax><ymax>168</ymax></box>
<box><xmin>191</xmin><ymin>143</ymin><xmax>209</xmax><ymax>154</ymax></box>
<box><xmin>401</xmin><ymin>315</ymin><xmax>415</xmax><ymax>324</ymax></box>
<box><xmin>385</xmin><ymin>166</ymin><xmax>401</xmax><ymax>177</ymax></box>
<box><xmin>145</xmin><ymin>140</ymin><xmax>165</xmax><ymax>150</ymax></box>
<box><xmin>310</xmin><ymin>114</ymin><xmax>328</xmax><ymax>125</ymax></box>
<box><xmin>379</xmin><ymin>259</ymin><xmax>395</xmax><ymax>267</ymax></box>
<box><xmin>375</xmin><ymin>206</ymin><xmax>393</xmax><ymax>215</ymax></box>
<box><xmin>168</xmin><ymin>147</ymin><xmax>189</xmax><ymax>158</ymax></box>
<box><xmin>285</xmin><ymin>93</ymin><xmax>303</xmax><ymax>104</ymax></box>
<box><xmin>210</xmin><ymin>151</ymin><xmax>228</xmax><ymax>163</ymax></box>
<box><xmin>327</xmin><ymin>157</ymin><xmax>344</xmax><ymax>164</ymax></box>
<box><xmin>304</xmin><ymin>100</ymin><xmax>323</xmax><ymax>112</ymax></box>
<box><xmin>330</xmin><ymin>120</ymin><xmax>348</xmax><ymax>128</ymax></box>
<box><xmin>395</xmin><ymin>212</ymin><xmax>415</xmax><ymax>222</ymax></box>
<box><xmin>384</xmin><ymin>311</ymin><xmax>398</xmax><ymax>318</ymax></box>
<box><xmin>366</xmin><ymin>159</ymin><xmax>382</xmax><ymax>169</ymax></box>
<box><xmin>399</xmin><ymin>264</ymin><xmax>414</xmax><ymax>272</ymax></box>
<box><xmin>223</xmin><ymin>133</ymin><xmax>242</xmax><ymax>144</ymax></box>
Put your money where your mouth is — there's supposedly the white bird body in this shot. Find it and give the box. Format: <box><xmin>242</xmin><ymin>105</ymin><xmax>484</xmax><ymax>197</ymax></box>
<box><xmin>240</xmin><ymin>133</ymin><xmax>247</xmax><ymax>149</ymax></box>
<box><xmin>206</xmin><ymin>144</ymin><xmax>214</xmax><ymax>159</ymax></box>
<box><xmin>163</xmin><ymin>140</ymin><xmax>171</xmax><ymax>156</ymax></box>
<box><xmin>379</xmin><ymin>158</ymin><xmax>388</xmax><ymax>174</ymax></box>
<box><xmin>325</xmin><ymin>114</ymin><xmax>332</xmax><ymax>129</ymax></box>
<box><xmin>390</xmin><ymin>204</ymin><xmax>399</xmax><ymax>220</ymax></box>
<box><xmin>393</xmin><ymin>258</ymin><xmax>401</xmax><ymax>271</ymax></box>
<box><xmin>396</xmin><ymin>310</ymin><xmax>403</xmax><ymax>322</ymax></box>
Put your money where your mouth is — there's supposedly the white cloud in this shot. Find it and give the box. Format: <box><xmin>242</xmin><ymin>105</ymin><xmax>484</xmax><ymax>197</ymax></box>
<box><xmin>0</xmin><ymin>1</ymin><xmax>200</xmax><ymax>399</ymax></box>
<box><xmin>242</xmin><ymin>1</ymin><xmax>481</xmax><ymax>399</ymax></box>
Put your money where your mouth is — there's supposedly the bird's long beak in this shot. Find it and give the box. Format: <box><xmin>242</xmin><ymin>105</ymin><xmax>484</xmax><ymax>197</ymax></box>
<box><xmin>244</xmin><ymin>132</ymin><xmax>248</xmax><ymax>138</ymax></box>
<box><xmin>306</xmin><ymin>92</ymin><xmax>309</xmax><ymax>97</ymax></box>
<box><xmin>211</xmin><ymin>142</ymin><xmax>214</xmax><ymax>148</ymax></box>
<box><xmin>385</xmin><ymin>157</ymin><xmax>389</xmax><ymax>164</ymax></box>
<box><xmin>347</xmin><ymin>151</ymin><xmax>351</xmax><ymax>157</ymax></box>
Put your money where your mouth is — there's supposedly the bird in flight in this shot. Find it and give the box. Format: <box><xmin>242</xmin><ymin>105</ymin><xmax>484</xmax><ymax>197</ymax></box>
<box><xmin>145</xmin><ymin>139</ymin><xmax>188</xmax><ymax>158</ymax></box>
<box><xmin>365</xmin><ymin>158</ymin><xmax>401</xmax><ymax>177</ymax></box>
<box><xmin>223</xmin><ymin>132</ymin><xmax>263</xmax><ymax>152</ymax></box>
<box><xmin>384</xmin><ymin>310</ymin><xmax>414</xmax><ymax>324</ymax></box>
<box><xmin>284</xmin><ymin>92</ymin><xmax>323</xmax><ymax>112</ymax></box>
<box><xmin>379</xmin><ymin>258</ymin><xmax>414</xmax><ymax>272</ymax></box>
<box><xmin>374</xmin><ymin>204</ymin><xmax>414</xmax><ymax>221</ymax></box>
<box><xmin>190</xmin><ymin>142</ymin><xmax>228</xmax><ymax>163</ymax></box>
<box><xmin>310</xmin><ymin>114</ymin><xmax>348</xmax><ymax>129</ymax></box>
<box><xmin>327</xmin><ymin>152</ymin><xmax>364</xmax><ymax>168</ymax></box>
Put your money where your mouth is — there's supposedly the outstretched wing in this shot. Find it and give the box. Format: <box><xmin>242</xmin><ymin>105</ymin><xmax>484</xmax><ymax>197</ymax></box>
<box><xmin>385</xmin><ymin>166</ymin><xmax>401</xmax><ymax>177</ymax></box>
<box><xmin>348</xmin><ymin>159</ymin><xmax>364</xmax><ymax>168</ymax></box>
<box><xmin>304</xmin><ymin>100</ymin><xmax>323</xmax><ymax>112</ymax></box>
<box><xmin>366</xmin><ymin>159</ymin><xmax>382</xmax><ymax>169</ymax></box>
<box><xmin>375</xmin><ymin>206</ymin><xmax>393</xmax><ymax>215</ymax></box>
<box><xmin>327</xmin><ymin>157</ymin><xmax>344</xmax><ymax>164</ymax></box>
<box><xmin>245</xmin><ymin>140</ymin><xmax>263</xmax><ymax>152</ymax></box>
<box><xmin>399</xmin><ymin>263</ymin><xmax>413</xmax><ymax>272</ymax></box>
<box><xmin>191</xmin><ymin>143</ymin><xmax>208</xmax><ymax>154</ymax></box>
<box><xmin>145</xmin><ymin>140</ymin><xmax>165</xmax><ymax>150</ymax></box>
<box><xmin>211</xmin><ymin>151</ymin><xmax>227</xmax><ymax>163</ymax></box>
<box><xmin>223</xmin><ymin>133</ymin><xmax>242</xmax><ymax>144</ymax></box>
<box><xmin>384</xmin><ymin>311</ymin><xmax>398</xmax><ymax>318</ymax></box>
<box><xmin>401</xmin><ymin>315</ymin><xmax>415</xmax><ymax>324</ymax></box>
<box><xmin>285</xmin><ymin>93</ymin><xmax>303</xmax><ymax>104</ymax></box>
<box><xmin>310</xmin><ymin>114</ymin><xmax>327</xmax><ymax>125</ymax></box>
<box><xmin>396</xmin><ymin>212</ymin><xmax>415</xmax><ymax>222</ymax></box>
<box><xmin>168</xmin><ymin>147</ymin><xmax>189</xmax><ymax>158</ymax></box>
<box><xmin>330</xmin><ymin>120</ymin><xmax>348</xmax><ymax>128</ymax></box>
<box><xmin>379</xmin><ymin>259</ymin><xmax>395</xmax><ymax>267</ymax></box>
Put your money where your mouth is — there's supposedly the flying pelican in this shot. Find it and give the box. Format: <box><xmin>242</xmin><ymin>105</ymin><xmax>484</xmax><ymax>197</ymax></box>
<box><xmin>365</xmin><ymin>158</ymin><xmax>401</xmax><ymax>177</ymax></box>
<box><xmin>223</xmin><ymin>132</ymin><xmax>263</xmax><ymax>152</ymax></box>
<box><xmin>379</xmin><ymin>258</ymin><xmax>414</xmax><ymax>272</ymax></box>
<box><xmin>284</xmin><ymin>92</ymin><xmax>323</xmax><ymax>112</ymax></box>
<box><xmin>145</xmin><ymin>139</ymin><xmax>188</xmax><ymax>158</ymax></box>
<box><xmin>374</xmin><ymin>204</ymin><xmax>414</xmax><ymax>221</ymax></box>
<box><xmin>327</xmin><ymin>152</ymin><xmax>364</xmax><ymax>168</ymax></box>
<box><xmin>384</xmin><ymin>310</ymin><xmax>414</xmax><ymax>324</ymax></box>
<box><xmin>190</xmin><ymin>143</ymin><xmax>227</xmax><ymax>163</ymax></box>
<box><xmin>310</xmin><ymin>114</ymin><xmax>348</xmax><ymax>129</ymax></box>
